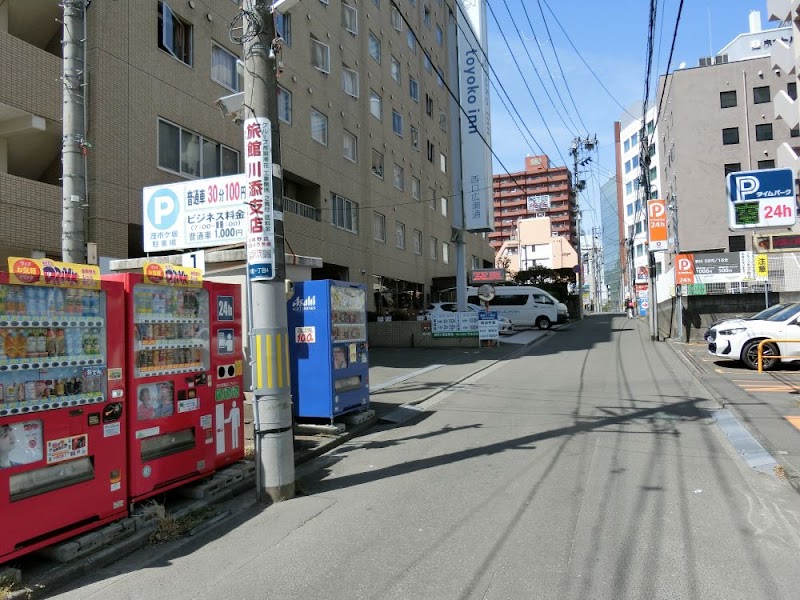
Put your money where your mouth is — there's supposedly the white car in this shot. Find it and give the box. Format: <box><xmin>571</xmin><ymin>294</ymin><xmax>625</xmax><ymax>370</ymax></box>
<box><xmin>707</xmin><ymin>302</ymin><xmax>800</xmax><ymax>370</ymax></box>
<box><xmin>424</xmin><ymin>302</ymin><xmax>515</xmax><ymax>335</ymax></box>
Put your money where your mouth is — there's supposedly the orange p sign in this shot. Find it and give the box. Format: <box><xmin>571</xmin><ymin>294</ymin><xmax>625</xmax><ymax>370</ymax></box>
<box><xmin>675</xmin><ymin>253</ymin><xmax>695</xmax><ymax>284</ymax></box>
<box><xmin>647</xmin><ymin>199</ymin><xmax>668</xmax><ymax>250</ymax></box>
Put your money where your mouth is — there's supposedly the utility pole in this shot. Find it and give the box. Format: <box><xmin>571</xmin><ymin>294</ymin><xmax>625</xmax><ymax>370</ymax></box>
<box><xmin>62</xmin><ymin>0</ymin><xmax>87</xmax><ymax>263</ymax></box>
<box><xmin>570</xmin><ymin>135</ymin><xmax>597</xmax><ymax>319</ymax></box>
<box><xmin>670</xmin><ymin>192</ymin><xmax>683</xmax><ymax>340</ymax></box>
<box><xmin>242</xmin><ymin>0</ymin><xmax>295</xmax><ymax>502</ymax></box>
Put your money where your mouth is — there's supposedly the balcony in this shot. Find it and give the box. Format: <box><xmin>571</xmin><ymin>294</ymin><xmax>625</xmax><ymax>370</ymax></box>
<box><xmin>778</xmin><ymin>142</ymin><xmax>800</xmax><ymax>172</ymax></box>
<box><xmin>283</xmin><ymin>197</ymin><xmax>320</xmax><ymax>221</ymax></box>
<box><xmin>770</xmin><ymin>38</ymin><xmax>795</xmax><ymax>75</ymax></box>
<box><xmin>774</xmin><ymin>90</ymin><xmax>799</xmax><ymax>129</ymax></box>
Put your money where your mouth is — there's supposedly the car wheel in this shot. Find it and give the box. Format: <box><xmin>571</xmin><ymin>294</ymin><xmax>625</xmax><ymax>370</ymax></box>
<box><xmin>536</xmin><ymin>316</ymin><xmax>552</xmax><ymax>330</ymax></box>
<box><xmin>741</xmin><ymin>339</ymin><xmax>779</xmax><ymax>371</ymax></box>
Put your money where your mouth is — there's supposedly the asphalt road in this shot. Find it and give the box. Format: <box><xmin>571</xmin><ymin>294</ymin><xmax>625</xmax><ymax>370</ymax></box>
<box><xmin>50</xmin><ymin>315</ymin><xmax>800</xmax><ymax>600</ymax></box>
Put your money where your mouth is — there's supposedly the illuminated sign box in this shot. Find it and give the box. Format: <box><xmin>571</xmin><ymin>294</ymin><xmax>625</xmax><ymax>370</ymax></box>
<box><xmin>468</xmin><ymin>269</ymin><xmax>506</xmax><ymax>285</ymax></box>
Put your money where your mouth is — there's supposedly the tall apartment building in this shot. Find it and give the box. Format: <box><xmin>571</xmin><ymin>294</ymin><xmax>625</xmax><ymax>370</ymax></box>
<box><xmin>0</xmin><ymin>0</ymin><xmax>494</xmax><ymax>312</ymax></box>
<box><xmin>598</xmin><ymin>175</ymin><xmax>621</xmax><ymax>308</ymax></box>
<box><xmin>490</xmin><ymin>155</ymin><xmax>576</xmax><ymax>253</ymax></box>
<box><xmin>657</xmin><ymin>13</ymin><xmax>796</xmax><ymax>258</ymax></box>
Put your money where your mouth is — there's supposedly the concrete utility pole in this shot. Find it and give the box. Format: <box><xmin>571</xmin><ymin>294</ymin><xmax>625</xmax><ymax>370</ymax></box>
<box><xmin>61</xmin><ymin>0</ymin><xmax>87</xmax><ymax>264</ymax></box>
<box><xmin>570</xmin><ymin>135</ymin><xmax>597</xmax><ymax>319</ymax></box>
<box><xmin>242</xmin><ymin>0</ymin><xmax>295</xmax><ymax>502</ymax></box>
<box><xmin>670</xmin><ymin>192</ymin><xmax>683</xmax><ymax>339</ymax></box>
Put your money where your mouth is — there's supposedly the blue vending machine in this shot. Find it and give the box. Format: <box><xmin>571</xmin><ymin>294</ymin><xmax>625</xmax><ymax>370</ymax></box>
<box><xmin>287</xmin><ymin>280</ymin><xmax>370</xmax><ymax>420</ymax></box>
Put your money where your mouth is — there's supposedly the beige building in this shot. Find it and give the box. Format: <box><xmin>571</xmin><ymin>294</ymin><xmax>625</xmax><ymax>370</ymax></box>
<box><xmin>495</xmin><ymin>217</ymin><xmax>577</xmax><ymax>274</ymax></box>
<box><xmin>0</xmin><ymin>0</ymin><xmax>494</xmax><ymax>313</ymax></box>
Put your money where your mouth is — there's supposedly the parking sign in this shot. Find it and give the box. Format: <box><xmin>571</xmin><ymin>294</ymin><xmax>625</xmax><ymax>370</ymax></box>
<box><xmin>727</xmin><ymin>168</ymin><xmax>796</xmax><ymax>229</ymax></box>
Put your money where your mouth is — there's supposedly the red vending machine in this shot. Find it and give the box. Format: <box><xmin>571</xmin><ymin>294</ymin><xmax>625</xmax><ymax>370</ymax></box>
<box><xmin>0</xmin><ymin>258</ymin><xmax>127</xmax><ymax>563</ymax></box>
<box><xmin>108</xmin><ymin>264</ymin><xmax>243</xmax><ymax>503</ymax></box>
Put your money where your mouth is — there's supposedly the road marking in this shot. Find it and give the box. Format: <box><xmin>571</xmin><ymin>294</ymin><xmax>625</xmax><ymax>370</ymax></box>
<box><xmin>741</xmin><ymin>387</ymin><xmax>793</xmax><ymax>392</ymax></box>
<box><xmin>785</xmin><ymin>416</ymin><xmax>800</xmax><ymax>431</ymax></box>
<box><xmin>370</xmin><ymin>364</ymin><xmax>444</xmax><ymax>392</ymax></box>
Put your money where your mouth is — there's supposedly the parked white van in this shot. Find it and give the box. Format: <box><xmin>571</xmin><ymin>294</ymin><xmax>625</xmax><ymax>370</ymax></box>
<box><xmin>464</xmin><ymin>286</ymin><xmax>567</xmax><ymax>329</ymax></box>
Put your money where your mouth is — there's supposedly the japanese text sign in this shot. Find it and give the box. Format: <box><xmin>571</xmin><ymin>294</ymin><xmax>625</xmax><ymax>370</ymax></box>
<box><xmin>244</xmin><ymin>117</ymin><xmax>275</xmax><ymax>281</ymax></box>
<box><xmin>7</xmin><ymin>257</ymin><xmax>101</xmax><ymax>290</ymax></box>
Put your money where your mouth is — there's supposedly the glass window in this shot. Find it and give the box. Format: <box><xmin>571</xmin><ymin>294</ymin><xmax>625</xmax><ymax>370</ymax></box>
<box><xmin>720</xmin><ymin>90</ymin><xmax>737</xmax><ymax>108</ymax></box>
<box><xmin>202</xmin><ymin>138</ymin><xmax>220</xmax><ymax>178</ymax></box>
<box><xmin>411</xmin><ymin>176</ymin><xmax>420</xmax><ymax>200</ymax></box>
<box><xmin>410</xmin><ymin>126</ymin><xmax>419</xmax><ymax>150</ymax></box>
<box><xmin>442</xmin><ymin>242</ymin><xmax>450</xmax><ymax>264</ymax></box>
<box><xmin>625</xmin><ymin>181</ymin><xmax>632</xmax><ymax>195</ymax></box>
<box><xmin>758</xmin><ymin>159</ymin><xmax>776</xmax><ymax>169</ymax></box>
<box><xmin>626</xmin><ymin>203</ymin><xmax>633</xmax><ymax>216</ymax></box>
<box><xmin>407</xmin><ymin>29</ymin><xmax>416</xmax><ymax>53</ymax></box>
<box><xmin>342</xmin><ymin>3</ymin><xmax>358</xmax><ymax>34</ymax></box>
<box><xmin>277</xmin><ymin>85</ymin><xmax>292</xmax><ymax>124</ymax></box>
<box><xmin>413</xmin><ymin>229</ymin><xmax>422</xmax><ymax>254</ymax></box>
<box><xmin>391</xmin><ymin>6</ymin><xmax>402</xmax><ymax>30</ymax></box>
<box><xmin>624</xmin><ymin>160</ymin><xmax>631</xmax><ymax>173</ymax></box>
<box><xmin>371</xmin><ymin>149</ymin><xmax>384</xmax><ymax>178</ymax></box>
<box><xmin>424</xmin><ymin>54</ymin><xmax>432</xmax><ymax>73</ymax></box>
<box><xmin>311</xmin><ymin>109</ymin><xmax>328</xmax><ymax>145</ymax></box>
<box><xmin>391</xmin><ymin>56</ymin><xmax>401</xmax><ymax>83</ymax></box>
<box><xmin>632</xmin><ymin>155</ymin><xmax>639</xmax><ymax>169</ymax></box>
<box><xmin>393</xmin><ymin>163</ymin><xmax>404</xmax><ymax>190</ymax></box>
<box><xmin>647</xmin><ymin>120</ymin><xmax>654</xmax><ymax>134</ymax></box>
<box><xmin>423</xmin><ymin>5</ymin><xmax>431</xmax><ymax>27</ymax></box>
<box><xmin>439</xmin><ymin>152</ymin><xmax>446</xmax><ymax>173</ymax></box>
<box><xmin>343</xmin><ymin>130</ymin><xmax>357</xmax><ymax>162</ymax></box>
<box><xmin>753</xmin><ymin>85</ymin><xmax>771</xmax><ymax>104</ymax></box>
<box><xmin>276</xmin><ymin>12</ymin><xmax>292</xmax><ymax>46</ymax></box>
<box><xmin>436</xmin><ymin>24</ymin><xmax>443</xmax><ymax>46</ymax></box>
<box><xmin>788</xmin><ymin>82</ymin><xmax>797</xmax><ymax>101</ymax></box>
<box><xmin>631</xmin><ymin>132</ymin><xmax>638</xmax><ymax>146</ymax></box>
<box><xmin>409</xmin><ymin>77</ymin><xmax>419</xmax><ymax>101</ymax></box>
<box><xmin>440</xmin><ymin>196</ymin><xmax>447</xmax><ymax>216</ymax></box>
<box><xmin>425</xmin><ymin>94</ymin><xmax>433</xmax><ymax>117</ymax></box>
<box><xmin>158</xmin><ymin>2</ymin><xmax>193</xmax><ymax>65</ymax></box>
<box><xmin>755</xmin><ymin>123</ymin><xmax>773</xmax><ymax>141</ymax></box>
<box><xmin>342</xmin><ymin>66</ymin><xmax>359</xmax><ymax>97</ymax></box>
<box><xmin>623</xmin><ymin>139</ymin><xmax>630</xmax><ymax>153</ymax></box>
<box><xmin>792</xmin><ymin>127</ymin><xmax>800</xmax><ymax>138</ymax></box>
<box><xmin>332</xmin><ymin>193</ymin><xmax>359</xmax><ymax>233</ymax></box>
<box><xmin>430</xmin><ymin>236</ymin><xmax>438</xmax><ymax>260</ymax></box>
<box><xmin>369</xmin><ymin>31</ymin><xmax>381</xmax><ymax>63</ymax></box>
<box><xmin>211</xmin><ymin>44</ymin><xmax>241</xmax><ymax>91</ymax></box>
<box><xmin>392</xmin><ymin>110</ymin><xmax>403</xmax><ymax>136</ymax></box>
<box><xmin>395</xmin><ymin>221</ymin><xmax>406</xmax><ymax>249</ymax></box>
<box><xmin>722</xmin><ymin>127</ymin><xmax>739</xmax><ymax>145</ymax></box>
<box><xmin>158</xmin><ymin>119</ymin><xmax>180</xmax><ymax>172</ymax></box>
<box><xmin>428</xmin><ymin>186</ymin><xmax>435</xmax><ymax>209</ymax></box>
<box><xmin>437</xmin><ymin>72</ymin><xmax>444</xmax><ymax>88</ymax></box>
<box><xmin>311</xmin><ymin>37</ymin><xmax>330</xmax><ymax>73</ymax></box>
<box><xmin>180</xmin><ymin>129</ymin><xmax>200</xmax><ymax>177</ymax></box>
<box><xmin>370</xmin><ymin>89</ymin><xmax>382</xmax><ymax>120</ymax></box>
<box><xmin>373</xmin><ymin>212</ymin><xmax>386</xmax><ymax>242</ymax></box>
<box><xmin>439</xmin><ymin>111</ymin><xmax>447</xmax><ymax>131</ymax></box>
<box><xmin>427</xmin><ymin>140</ymin><xmax>434</xmax><ymax>162</ymax></box>
<box><xmin>724</xmin><ymin>163</ymin><xmax>741</xmax><ymax>176</ymax></box>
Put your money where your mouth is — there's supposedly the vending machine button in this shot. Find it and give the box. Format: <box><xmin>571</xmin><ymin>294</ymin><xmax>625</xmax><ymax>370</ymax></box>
<box><xmin>111</xmin><ymin>389</ymin><xmax>124</xmax><ymax>399</ymax></box>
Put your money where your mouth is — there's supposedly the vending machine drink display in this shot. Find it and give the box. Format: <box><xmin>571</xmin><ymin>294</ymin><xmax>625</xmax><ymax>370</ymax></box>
<box><xmin>0</xmin><ymin>258</ymin><xmax>127</xmax><ymax>563</ymax></box>
<box><xmin>108</xmin><ymin>264</ymin><xmax>243</xmax><ymax>502</ymax></box>
<box><xmin>287</xmin><ymin>280</ymin><xmax>369</xmax><ymax>420</ymax></box>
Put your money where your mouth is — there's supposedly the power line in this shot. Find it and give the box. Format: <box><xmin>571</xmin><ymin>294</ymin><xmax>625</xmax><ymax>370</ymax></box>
<box><xmin>656</xmin><ymin>0</ymin><xmax>686</xmax><ymax>125</ymax></box>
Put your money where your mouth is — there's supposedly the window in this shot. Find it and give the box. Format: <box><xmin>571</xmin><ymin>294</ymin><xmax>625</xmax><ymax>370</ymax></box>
<box><xmin>392</xmin><ymin>110</ymin><xmax>403</xmax><ymax>136</ymax></box>
<box><xmin>343</xmin><ymin>130</ymin><xmax>357</xmax><ymax>162</ymax></box>
<box><xmin>436</xmin><ymin>25</ymin><xmax>443</xmax><ymax>46</ymax></box>
<box><xmin>395</xmin><ymin>222</ymin><xmax>406</xmax><ymax>249</ymax></box>
<box><xmin>409</xmin><ymin>77</ymin><xmax>419</xmax><ymax>101</ymax></box>
<box><xmin>440</xmin><ymin>196</ymin><xmax>448</xmax><ymax>216</ymax></box>
<box><xmin>332</xmin><ymin>193</ymin><xmax>359</xmax><ymax>233</ymax></box>
<box><xmin>632</xmin><ymin>155</ymin><xmax>639</xmax><ymax>169</ymax></box>
<box><xmin>626</xmin><ymin>203</ymin><xmax>633</xmax><ymax>216</ymax></box>
<box><xmin>342</xmin><ymin>66</ymin><xmax>359</xmax><ymax>97</ymax></box>
<box><xmin>430</xmin><ymin>236</ymin><xmax>438</xmax><ymax>260</ymax></box>
<box><xmin>792</xmin><ymin>127</ymin><xmax>800</xmax><ymax>138</ymax></box>
<box><xmin>158</xmin><ymin>118</ymin><xmax>239</xmax><ymax>178</ymax></box>
<box><xmin>623</xmin><ymin>139</ymin><xmax>630</xmax><ymax>153</ymax></box>
<box><xmin>393</xmin><ymin>163</ymin><xmax>404</xmax><ymax>190</ymax></box>
<box><xmin>413</xmin><ymin>229</ymin><xmax>422</xmax><ymax>254</ymax></box>
<box><xmin>373</xmin><ymin>0</ymin><xmax>380</xmax><ymax>6</ymax></box>
<box><xmin>424</xmin><ymin>54</ymin><xmax>432</xmax><ymax>73</ymax></box>
<box><xmin>407</xmin><ymin>29</ymin><xmax>416</xmax><ymax>53</ymax></box>
<box><xmin>391</xmin><ymin>56</ymin><xmax>401</xmax><ymax>83</ymax></box>
<box><xmin>647</xmin><ymin>120</ymin><xmax>654</xmax><ymax>134</ymax></box>
<box><xmin>624</xmin><ymin>160</ymin><xmax>631</xmax><ymax>173</ymax></box>
<box><xmin>311</xmin><ymin>37</ymin><xmax>330</xmax><ymax>73</ymax></box>
<box><xmin>753</xmin><ymin>85</ymin><xmax>771</xmax><ymax>104</ymax></box>
<box><xmin>211</xmin><ymin>44</ymin><xmax>241</xmax><ymax>91</ymax></box>
<box><xmin>722</xmin><ymin>127</ymin><xmax>739</xmax><ymax>145</ymax></box>
<box><xmin>276</xmin><ymin>12</ymin><xmax>292</xmax><ymax>46</ymax></box>
<box><xmin>391</xmin><ymin>6</ymin><xmax>402</xmax><ymax>30</ymax></box>
<box><xmin>631</xmin><ymin>132</ymin><xmax>638</xmax><ymax>146</ymax></box>
<box><xmin>442</xmin><ymin>242</ymin><xmax>450</xmax><ymax>264</ymax></box>
<box><xmin>755</xmin><ymin>123</ymin><xmax>773</xmax><ymax>141</ymax></box>
<box><xmin>373</xmin><ymin>212</ymin><xmax>386</xmax><ymax>242</ymax></box>
<box><xmin>311</xmin><ymin>109</ymin><xmax>328</xmax><ymax>145</ymax></box>
<box><xmin>625</xmin><ymin>181</ymin><xmax>632</xmax><ymax>195</ymax></box>
<box><xmin>277</xmin><ymin>85</ymin><xmax>292</xmax><ymax>124</ymax></box>
<box><xmin>423</xmin><ymin>5</ymin><xmax>431</xmax><ymax>27</ymax></box>
<box><xmin>369</xmin><ymin>31</ymin><xmax>381</xmax><ymax>63</ymax></box>
<box><xmin>370</xmin><ymin>89</ymin><xmax>382</xmax><ymax>120</ymax></box>
<box><xmin>158</xmin><ymin>2</ymin><xmax>193</xmax><ymax>65</ymax></box>
<box><xmin>728</xmin><ymin>235</ymin><xmax>746</xmax><ymax>252</ymax></box>
<box><xmin>758</xmin><ymin>159</ymin><xmax>776</xmax><ymax>169</ymax></box>
<box><xmin>427</xmin><ymin>140</ymin><xmax>434</xmax><ymax>162</ymax></box>
<box><xmin>439</xmin><ymin>111</ymin><xmax>447</xmax><ymax>131</ymax></box>
<box><xmin>439</xmin><ymin>152</ymin><xmax>446</xmax><ymax>173</ymax></box>
<box><xmin>724</xmin><ymin>163</ymin><xmax>741</xmax><ymax>176</ymax></box>
<box><xmin>411</xmin><ymin>176</ymin><xmax>420</xmax><ymax>200</ymax></box>
<box><xmin>425</xmin><ymin>94</ymin><xmax>433</xmax><ymax>117</ymax></box>
<box><xmin>428</xmin><ymin>186</ymin><xmax>435</xmax><ymax>209</ymax></box>
<box><xmin>410</xmin><ymin>126</ymin><xmax>420</xmax><ymax>150</ymax></box>
<box><xmin>789</xmin><ymin>82</ymin><xmax>797</xmax><ymax>101</ymax></box>
<box><xmin>371</xmin><ymin>149</ymin><xmax>384</xmax><ymax>178</ymax></box>
<box><xmin>720</xmin><ymin>90</ymin><xmax>737</xmax><ymax>108</ymax></box>
<box><xmin>342</xmin><ymin>2</ymin><xmax>358</xmax><ymax>34</ymax></box>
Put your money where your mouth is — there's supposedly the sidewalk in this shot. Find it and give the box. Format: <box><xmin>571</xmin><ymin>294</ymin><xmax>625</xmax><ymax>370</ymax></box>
<box><xmin>3</xmin><ymin>327</ymin><xmax>557</xmax><ymax>598</ymax></box>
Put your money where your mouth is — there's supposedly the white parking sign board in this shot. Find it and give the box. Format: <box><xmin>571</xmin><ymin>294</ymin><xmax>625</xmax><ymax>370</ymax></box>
<box><xmin>143</xmin><ymin>175</ymin><xmax>248</xmax><ymax>252</ymax></box>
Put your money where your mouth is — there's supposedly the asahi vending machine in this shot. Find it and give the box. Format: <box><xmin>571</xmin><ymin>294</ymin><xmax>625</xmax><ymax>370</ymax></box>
<box><xmin>0</xmin><ymin>258</ymin><xmax>127</xmax><ymax>562</ymax></box>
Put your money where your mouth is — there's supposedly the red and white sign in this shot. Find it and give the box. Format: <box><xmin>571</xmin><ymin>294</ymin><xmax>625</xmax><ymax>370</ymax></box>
<box><xmin>647</xmin><ymin>199</ymin><xmax>668</xmax><ymax>251</ymax></box>
<box><xmin>244</xmin><ymin>117</ymin><xmax>275</xmax><ymax>281</ymax></box>
<box><xmin>675</xmin><ymin>253</ymin><xmax>695</xmax><ymax>284</ymax></box>
<box><xmin>294</xmin><ymin>326</ymin><xmax>316</xmax><ymax>344</ymax></box>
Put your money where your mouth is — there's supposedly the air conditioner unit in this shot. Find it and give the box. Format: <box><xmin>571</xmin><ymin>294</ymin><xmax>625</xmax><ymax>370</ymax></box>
<box><xmin>699</xmin><ymin>57</ymin><xmax>711</xmax><ymax>67</ymax></box>
<box><xmin>714</xmin><ymin>54</ymin><xmax>729</xmax><ymax>65</ymax></box>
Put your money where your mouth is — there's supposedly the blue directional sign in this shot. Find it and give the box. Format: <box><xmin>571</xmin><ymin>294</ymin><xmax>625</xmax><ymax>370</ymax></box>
<box><xmin>248</xmin><ymin>264</ymin><xmax>273</xmax><ymax>280</ymax></box>
<box><xmin>727</xmin><ymin>168</ymin><xmax>796</xmax><ymax>229</ymax></box>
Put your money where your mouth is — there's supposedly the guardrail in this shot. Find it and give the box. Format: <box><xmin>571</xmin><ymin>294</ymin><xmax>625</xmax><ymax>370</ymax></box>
<box><xmin>756</xmin><ymin>338</ymin><xmax>800</xmax><ymax>372</ymax></box>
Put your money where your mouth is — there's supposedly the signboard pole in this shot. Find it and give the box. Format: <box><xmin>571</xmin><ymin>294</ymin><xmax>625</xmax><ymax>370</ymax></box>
<box><xmin>243</xmin><ymin>0</ymin><xmax>294</xmax><ymax>503</ymax></box>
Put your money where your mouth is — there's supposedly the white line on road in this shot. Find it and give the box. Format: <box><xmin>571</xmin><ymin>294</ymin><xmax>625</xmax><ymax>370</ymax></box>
<box><xmin>370</xmin><ymin>364</ymin><xmax>444</xmax><ymax>392</ymax></box>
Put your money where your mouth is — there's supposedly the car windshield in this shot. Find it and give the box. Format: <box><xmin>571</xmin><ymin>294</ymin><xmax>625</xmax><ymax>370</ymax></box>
<box><xmin>765</xmin><ymin>303</ymin><xmax>800</xmax><ymax>322</ymax></box>
<box><xmin>749</xmin><ymin>304</ymin><xmax>786</xmax><ymax>320</ymax></box>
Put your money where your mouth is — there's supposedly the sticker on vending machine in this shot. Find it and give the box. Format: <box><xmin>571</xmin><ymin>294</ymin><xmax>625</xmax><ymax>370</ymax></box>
<box><xmin>46</xmin><ymin>434</ymin><xmax>88</xmax><ymax>464</ymax></box>
<box><xmin>217</xmin><ymin>329</ymin><xmax>234</xmax><ymax>355</ymax></box>
<box><xmin>104</xmin><ymin>422</ymin><xmax>121</xmax><ymax>438</ymax></box>
<box><xmin>0</xmin><ymin>420</ymin><xmax>43</xmax><ymax>468</ymax></box>
<box><xmin>200</xmin><ymin>414</ymin><xmax>213</xmax><ymax>429</ymax></box>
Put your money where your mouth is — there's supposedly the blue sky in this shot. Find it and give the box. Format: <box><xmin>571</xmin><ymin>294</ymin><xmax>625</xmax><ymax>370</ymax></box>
<box><xmin>484</xmin><ymin>0</ymin><xmax>781</xmax><ymax>234</ymax></box>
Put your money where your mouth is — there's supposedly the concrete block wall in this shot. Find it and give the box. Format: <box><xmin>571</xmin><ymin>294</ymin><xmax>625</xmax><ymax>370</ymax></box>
<box><xmin>368</xmin><ymin>321</ymin><xmax>481</xmax><ymax>348</ymax></box>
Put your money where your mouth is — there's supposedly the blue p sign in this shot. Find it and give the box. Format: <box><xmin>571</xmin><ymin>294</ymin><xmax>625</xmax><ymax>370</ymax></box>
<box><xmin>146</xmin><ymin>188</ymin><xmax>180</xmax><ymax>230</ymax></box>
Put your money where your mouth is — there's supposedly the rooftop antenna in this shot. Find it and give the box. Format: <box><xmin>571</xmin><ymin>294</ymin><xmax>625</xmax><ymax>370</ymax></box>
<box><xmin>708</xmin><ymin>6</ymin><xmax>713</xmax><ymax>56</ymax></box>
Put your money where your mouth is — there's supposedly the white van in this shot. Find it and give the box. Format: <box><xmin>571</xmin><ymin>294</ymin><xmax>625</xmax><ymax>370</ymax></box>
<box><xmin>465</xmin><ymin>286</ymin><xmax>566</xmax><ymax>329</ymax></box>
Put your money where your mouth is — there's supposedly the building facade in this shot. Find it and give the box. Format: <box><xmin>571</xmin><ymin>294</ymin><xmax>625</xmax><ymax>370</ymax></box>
<box><xmin>599</xmin><ymin>175</ymin><xmax>621</xmax><ymax>309</ymax></box>
<box><xmin>490</xmin><ymin>155</ymin><xmax>576</xmax><ymax>253</ymax></box>
<box><xmin>495</xmin><ymin>216</ymin><xmax>578</xmax><ymax>274</ymax></box>
<box><xmin>0</xmin><ymin>0</ymin><xmax>495</xmax><ymax>313</ymax></box>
